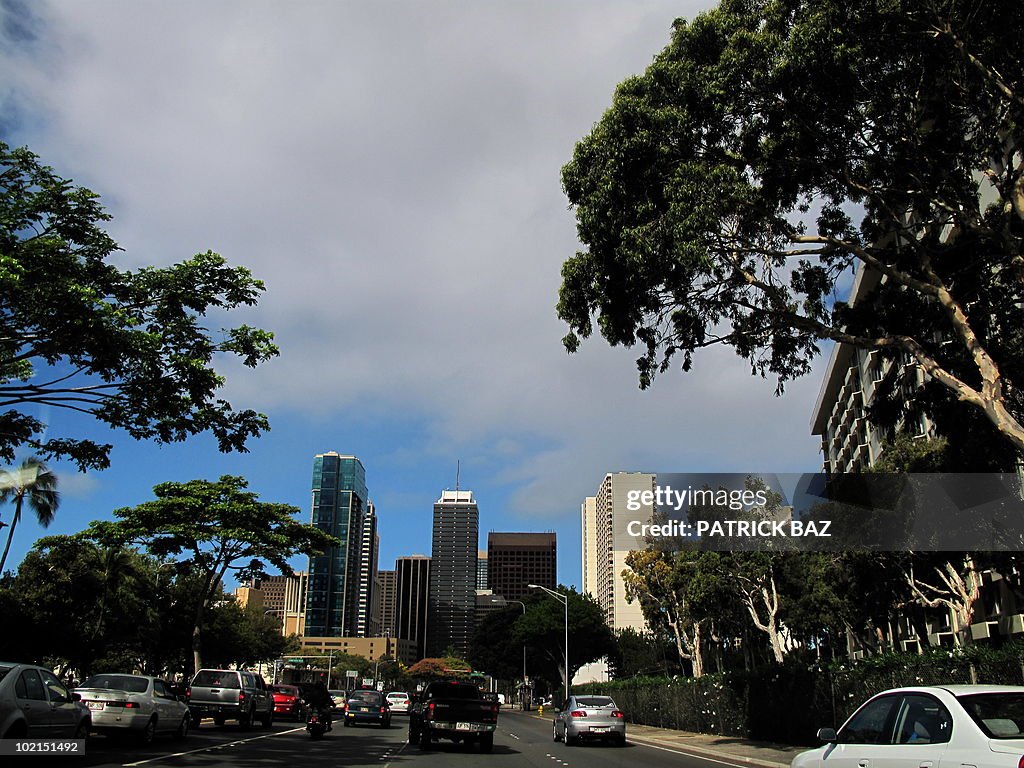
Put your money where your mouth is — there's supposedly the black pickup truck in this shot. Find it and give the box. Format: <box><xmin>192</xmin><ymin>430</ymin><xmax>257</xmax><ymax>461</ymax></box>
<box><xmin>408</xmin><ymin>681</ymin><xmax>499</xmax><ymax>752</ymax></box>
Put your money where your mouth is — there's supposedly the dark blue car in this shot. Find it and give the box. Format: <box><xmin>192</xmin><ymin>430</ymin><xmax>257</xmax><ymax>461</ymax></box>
<box><xmin>343</xmin><ymin>690</ymin><xmax>390</xmax><ymax>728</ymax></box>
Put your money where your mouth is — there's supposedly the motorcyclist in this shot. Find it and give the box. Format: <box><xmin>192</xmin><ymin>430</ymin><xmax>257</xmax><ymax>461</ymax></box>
<box><xmin>305</xmin><ymin>682</ymin><xmax>334</xmax><ymax>731</ymax></box>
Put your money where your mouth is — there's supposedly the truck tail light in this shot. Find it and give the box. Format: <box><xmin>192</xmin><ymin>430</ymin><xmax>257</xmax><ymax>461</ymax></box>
<box><xmin>426</xmin><ymin>702</ymin><xmax>435</xmax><ymax>720</ymax></box>
<box><xmin>238</xmin><ymin>692</ymin><xmax>246</xmax><ymax>703</ymax></box>
<box><xmin>185</xmin><ymin>687</ymin><xmax>191</xmax><ymax>701</ymax></box>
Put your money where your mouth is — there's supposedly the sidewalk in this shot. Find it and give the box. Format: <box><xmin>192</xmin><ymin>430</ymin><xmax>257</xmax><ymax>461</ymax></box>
<box><xmin>507</xmin><ymin>709</ymin><xmax>806</xmax><ymax>768</ymax></box>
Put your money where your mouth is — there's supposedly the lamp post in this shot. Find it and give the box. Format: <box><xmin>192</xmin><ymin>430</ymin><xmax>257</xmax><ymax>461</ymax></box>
<box><xmin>506</xmin><ymin>600</ymin><xmax>528</xmax><ymax>710</ymax></box>
<box><xmin>528</xmin><ymin>584</ymin><xmax>569</xmax><ymax>705</ymax></box>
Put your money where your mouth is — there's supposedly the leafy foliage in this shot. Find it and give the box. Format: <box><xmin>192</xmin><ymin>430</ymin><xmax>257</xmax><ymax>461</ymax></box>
<box><xmin>0</xmin><ymin>142</ymin><xmax>279</xmax><ymax>471</ymax></box>
<box><xmin>559</xmin><ymin>0</ymin><xmax>1024</xmax><ymax>452</ymax></box>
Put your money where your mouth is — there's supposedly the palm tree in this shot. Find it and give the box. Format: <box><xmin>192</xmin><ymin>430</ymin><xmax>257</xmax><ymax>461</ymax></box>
<box><xmin>0</xmin><ymin>457</ymin><xmax>60</xmax><ymax>573</ymax></box>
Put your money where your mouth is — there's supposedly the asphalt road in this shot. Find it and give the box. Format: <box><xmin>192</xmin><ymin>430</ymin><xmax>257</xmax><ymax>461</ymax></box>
<box><xmin>15</xmin><ymin>710</ymin><xmax>760</xmax><ymax>768</ymax></box>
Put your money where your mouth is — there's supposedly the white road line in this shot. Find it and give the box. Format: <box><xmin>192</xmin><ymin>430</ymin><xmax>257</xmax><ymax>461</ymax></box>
<box><xmin>629</xmin><ymin>738</ymin><xmax>765</xmax><ymax>768</ymax></box>
<box><xmin>382</xmin><ymin>739</ymin><xmax>409</xmax><ymax>768</ymax></box>
<box><xmin>122</xmin><ymin>727</ymin><xmax>305</xmax><ymax>767</ymax></box>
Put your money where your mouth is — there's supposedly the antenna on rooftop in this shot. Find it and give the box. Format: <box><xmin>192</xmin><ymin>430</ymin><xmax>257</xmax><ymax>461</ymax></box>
<box><xmin>456</xmin><ymin>459</ymin><xmax>461</xmax><ymax>491</ymax></box>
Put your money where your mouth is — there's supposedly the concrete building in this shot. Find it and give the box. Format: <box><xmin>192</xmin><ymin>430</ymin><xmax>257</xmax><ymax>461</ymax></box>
<box><xmin>477</xmin><ymin>551</ymin><xmax>488</xmax><ymax>591</ymax></box>
<box><xmin>395</xmin><ymin>555</ymin><xmax>430</xmax><ymax>662</ymax></box>
<box><xmin>487</xmin><ymin>532</ymin><xmax>557</xmax><ymax>602</ymax></box>
<box><xmin>304</xmin><ymin>453</ymin><xmax>373</xmax><ymax>637</ymax></box>
<box><xmin>355</xmin><ymin>505</ymin><xmax>379</xmax><ymax>638</ymax></box>
<box><xmin>241</xmin><ymin>572</ymin><xmax>308</xmax><ymax>636</ymax></box>
<box><xmin>583</xmin><ymin>473</ymin><xmax>655</xmax><ymax>632</ymax></box>
<box><xmin>300</xmin><ymin>635</ymin><xmax>417</xmax><ymax>666</ymax></box>
<box><xmin>426</xmin><ymin>490</ymin><xmax>479</xmax><ymax>658</ymax></box>
<box><xmin>372</xmin><ymin>569</ymin><xmax>397</xmax><ymax>639</ymax></box>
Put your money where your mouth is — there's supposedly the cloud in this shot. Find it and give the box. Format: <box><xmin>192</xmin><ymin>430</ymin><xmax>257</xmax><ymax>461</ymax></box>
<box><xmin>1</xmin><ymin>0</ymin><xmax>826</xmax><ymax>531</ymax></box>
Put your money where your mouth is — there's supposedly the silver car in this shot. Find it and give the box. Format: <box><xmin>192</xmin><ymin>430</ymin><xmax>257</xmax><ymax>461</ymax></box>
<box><xmin>552</xmin><ymin>695</ymin><xmax>626</xmax><ymax>746</ymax></box>
<box><xmin>76</xmin><ymin>674</ymin><xmax>190</xmax><ymax>743</ymax></box>
<box><xmin>0</xmin><ymin>661</ymin><xmax>91</xmax><ymax>740</ymax></box>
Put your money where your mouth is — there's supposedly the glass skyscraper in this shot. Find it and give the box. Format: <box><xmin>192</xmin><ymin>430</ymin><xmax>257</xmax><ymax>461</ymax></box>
<box><xmin>305</xmin><ymin>453</ymin><xmax>371</xmax><ymax>637</ymax></box>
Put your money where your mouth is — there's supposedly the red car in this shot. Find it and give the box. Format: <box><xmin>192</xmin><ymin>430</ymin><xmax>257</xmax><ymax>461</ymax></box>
<box><xmin>271</xmin><ymin>685</ymin><xmax>306</xmax><ymax>721</ymax></box>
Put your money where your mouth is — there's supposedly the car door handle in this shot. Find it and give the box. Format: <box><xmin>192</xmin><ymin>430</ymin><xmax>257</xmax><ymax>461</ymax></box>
<box><xmin>858</xmin><ymin>761</ymin><xmax>870</xmax><ymax>768</ymax></box>
<box><xmin>920</xmin><ymin>762</ymin><xmax>933</xmax><ymax>768</ymax></box>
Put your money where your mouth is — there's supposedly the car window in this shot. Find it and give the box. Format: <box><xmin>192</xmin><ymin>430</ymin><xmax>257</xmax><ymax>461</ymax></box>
<box><xmin>0</xmin><ymin>666</ymin><xmax>12</xmax><ymax>683</ymax></box>
<box><xmin>839</xmin><ymin>695</ymin><xmax>899</xmax><ymax>745</ymax></box>
<box><xmin>192</xmin><ymin>671</ymin><xmax>240</xmax><ymax>688</ymax></box>
<box><xmin>153</xmin><ymin>680</ymin><xmax>170</xmax><ymax>698</ymax></box>
<box><xmin>40</xmin><ymin>670</ymin><xmax>71</xmax><ymax>704</ymax></box>
<box><xmin>958</xmin><ymin>693</ymin><xmax>1024</xmax><ymax>739</ymax></box>
<box><xmin>81</xmin><ymin>674</ymin><xmax>149</xmax><ymax>693</ymax></box>
<box><xmin>894</xmin><ymin>694</ymin><xmax>952</xmax><ymax>745</ymax></box>
<box><xmin>576</xmin><ymin>696</ymin><xmax>615</xmax><ymax>708</ymax></box>
<box><xmin>16</xmin><ymin>670</ymin><xmax>47</xmax><ymax>701</ymax></box>
<box><xmin>349</xmin><ymin>691</ymin><xmax>383</xmax><ymax>704</ymax></box>
<box><xmin>273</xmin><ymin>686</ymin><xmax>298</xmax><ymax>695</ymax></box>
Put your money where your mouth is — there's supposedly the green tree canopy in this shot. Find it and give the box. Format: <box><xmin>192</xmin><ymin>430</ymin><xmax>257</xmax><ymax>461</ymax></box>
<box><xmin>82</xmin><ymin>475</ymin><xmax>339</xmax><ymax>673</ymax></box>
<box><xmin>559</xmin><ymin>0</ymin><xmax>1024</xmax><ymax>453</ymax></box>
<box><xmin>0</xmin><ymin>142</ymin><xmax>279</xmax><ymax>471</ymax></box>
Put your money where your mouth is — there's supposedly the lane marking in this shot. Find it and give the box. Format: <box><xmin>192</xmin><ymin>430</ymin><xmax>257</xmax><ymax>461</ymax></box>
<box><xmin>629</xmin><ymin>738</ymin><xmax>769</xmax><ymax>768</ymax></box>
<box><xmin>381</xmin><ymin>738</ymin><xmax>409</xmax><ymax>768</ymax></box>
<box><xmin>122</xmin><ymin>727</ymin><xmax>305</xmax><ymax>766</ymax></box>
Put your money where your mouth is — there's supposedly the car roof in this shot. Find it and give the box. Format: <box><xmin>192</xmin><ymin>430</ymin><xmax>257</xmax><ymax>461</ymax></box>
<box><xmin>876</xmin><ymin>685</ymin><xmax>1024</xmax><ymax>696</ymax></box>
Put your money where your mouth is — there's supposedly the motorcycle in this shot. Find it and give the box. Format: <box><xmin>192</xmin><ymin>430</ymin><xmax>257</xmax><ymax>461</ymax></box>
<box><xmin>306</xmin><ymin>709</ymin><xmax>328</xmax><ymax>739</ymax></box>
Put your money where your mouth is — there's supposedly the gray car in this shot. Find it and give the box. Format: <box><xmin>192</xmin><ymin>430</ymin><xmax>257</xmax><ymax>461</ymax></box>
<box><xmin>76</xmin><ymin>674</ymin><xmax>190</xmax><ymax>743</ymax></box>
<box><xmin>0</xmin><ymin>661</ymin><xmax>91</xmax><ymax>740</ymax></box>
<box><xmin>552</xmin><ymin>695</ymin><xmax>626</xmax><ymax>746</ymax></box>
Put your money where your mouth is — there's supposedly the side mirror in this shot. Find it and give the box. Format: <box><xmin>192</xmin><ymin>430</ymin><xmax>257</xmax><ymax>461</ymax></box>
<box><xmin>816</xmin><ymin>727</ymin><xmax>838</xmax><ymax>743</ymax></box>
<box><xmin>72</xmin><ymin>692</ymin><xmax>82</xmax><ymax>702</ymax></box>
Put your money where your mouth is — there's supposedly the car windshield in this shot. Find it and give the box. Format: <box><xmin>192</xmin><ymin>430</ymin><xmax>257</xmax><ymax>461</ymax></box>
<box><xmin>192</xmin><ymin>671</ymin><xmax>239</xmax><ymax>689</ymax></box>
<box><xmin>576</xmin><ymin>696</ymin><xmax>615</xmax><ymax>708</ymax></box>
<box><xmin>81</xmin><ymin>674</ymin><xmax>148</xmax><ymax>693</ymax></box>
<box><xmin>273</xmin><ymin>686</ymin><xmax>297</xmax><ymax>695</ymax></box>
<box><xmin>387</xmin><ymin>692</ymin><xmax>408</xmax><ymax>699</ymax></box>
<box><xmin>958</xmin><ymin>693</ymin><xmax>1024</xmax><ymax>738</ymax></box>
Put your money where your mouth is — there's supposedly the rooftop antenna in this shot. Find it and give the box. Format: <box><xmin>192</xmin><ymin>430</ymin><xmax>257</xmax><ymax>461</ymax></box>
<box><xmin>456</xmin><ymin>459</ymin><xmax>461</xmax><ymax>492</ymax></box>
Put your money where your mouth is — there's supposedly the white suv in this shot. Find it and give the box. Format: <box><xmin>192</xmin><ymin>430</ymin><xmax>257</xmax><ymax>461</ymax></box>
<box><xmin>385</xmin><ymin>691</ymin><xmax>411</xmax><ymax>714</ymax></box>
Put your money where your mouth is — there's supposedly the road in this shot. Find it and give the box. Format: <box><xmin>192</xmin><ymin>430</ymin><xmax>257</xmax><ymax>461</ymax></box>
<box><xmin>20</xmin><ymin>710</ymin><xmax>760</xmax><ymax>768</ymax></box>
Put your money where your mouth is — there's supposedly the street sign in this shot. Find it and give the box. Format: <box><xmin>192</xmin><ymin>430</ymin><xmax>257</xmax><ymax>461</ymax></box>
<box><xmin>345</xmin><ymin>670</ymin><xmax>358</xmax><ymax>678</ymax></box>
<box><xmin>287</xmin><ymin>658</ymin><xmax>304</xmax><ymax>663</ymax></box>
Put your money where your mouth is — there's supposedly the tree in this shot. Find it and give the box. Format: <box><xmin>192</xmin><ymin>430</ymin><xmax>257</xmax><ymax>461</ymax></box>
<box><xmin>513</xmin><ymin>587</ymin><xmax>614</xmax><ymax>690</ymax></box>
<box><xmin>468</xmin><ymin>608</ymin><xmax>528</xmax><ymax>682</ymax></box>
<box><xmin>0</xmin><ymin>457</ymin><xmax>59</xmax><ymax>572</ymax></box>
<box><xmin>83</xmin><ymin>475</ymin><xmax>339</xmax><ymax>674</ymax></box>
<box><xmin>558</xmin><ymin>0</ymin><xmax>1024</xmax><ymax>454</ymax></box>
<box><xmin>0</xmin><ymin>142</ymin><xmax>279</xmax><ymax>472</ymax></box>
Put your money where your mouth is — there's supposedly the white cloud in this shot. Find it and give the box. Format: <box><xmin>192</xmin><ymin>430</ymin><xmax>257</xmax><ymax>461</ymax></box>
<box><xmin>2</xmin><ymin>0</ymin><xmax>826</xmax><ymax>525</ymax></box>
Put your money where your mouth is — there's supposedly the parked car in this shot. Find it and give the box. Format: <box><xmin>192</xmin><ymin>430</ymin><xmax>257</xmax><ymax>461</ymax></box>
<box><xmin>386</xmin><ymin>691</ymin><xmax>411</xmax><ymax>714</ymax></box>
<box><xmin>552</xmin><ymin>694</ymin><xmax>626</xmax><ymax>746</ymax></box>
<box><xmin>0</xmin><ymin>661</ymin><xmax>91</xmax><ymax>740</ymax></box>
<box><xmin>792</xmin><ymin>685</ymin><xmax>1024</xmax><ymax>768</ymax></box>
<box><xmin>343</xmin><ymin>689</ymin><xmax>390</xmax><ymax>728</ymax></box>
<box><xmin>186</xmin><ymin>669</ymin><xmax>273</xmax><ymax>729</ymax></box>
<box><xmin>76</xmin><ymin>673</ymin><xmax>189</xmax><ymax>743</ymax></box>
<box><xmin>271</xmin><ymin>684</ymin><xmax>307</xmax><ymax>721</ymax></box>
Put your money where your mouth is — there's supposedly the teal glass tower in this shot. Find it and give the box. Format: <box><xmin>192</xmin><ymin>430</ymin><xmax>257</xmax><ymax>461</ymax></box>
<box><xmin>305</xmin><ymin>453</ymin><xmax>369</xmax><ymax>637</ymax></box>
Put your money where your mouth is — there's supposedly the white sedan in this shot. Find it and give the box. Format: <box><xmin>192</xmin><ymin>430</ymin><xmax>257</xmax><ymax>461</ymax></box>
<box><xmin>76</xmin><ymin>674</ymin><xmax>190</xmax><ymax>744</ymax></box>
<box><xmin>385</xmin><ymin>691</ymin><xmax>411</xmax><ymax>714</ymax></box>
<box><xmin>792</xmin><ymin>685</ymin><xmax>1024</xmax><ymax>768</ymax></box>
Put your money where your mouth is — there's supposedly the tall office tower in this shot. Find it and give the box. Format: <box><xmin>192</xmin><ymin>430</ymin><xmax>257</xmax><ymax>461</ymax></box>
<box><xmin>354</xmin><ymin>504</ymin><xmax>379</xmax><ymax>637</ymax></box>
<box><xmin>426</xmin><ymin>490</ymin><xmax>479</xmax><ymax>658</ymax></box>
<box><xmin>304</xmin><ymin>453</ymin><xmax>370</xmax><ymax>637</ymax></box>
<box><xmin>395</xmin><ymin>555</ymin><xmax>431</xmax><ymax>661</ymax></box>
<box><xmin>581</xmin><ymin>497</ymin><xmax>598</xmax><ymax>599</ymax></box>
<box><xmin>372</xmin><ymin>569</ymin><xmax>397</xmax><ymax>639</ymax></box>
<box><xmin>254</xmin><ymin>572</ymin><xmax>308</xmax><ymax>633</ymax></box>
<box><xmin>477</xmin><ymin>551</ymin><xmax>488</xmax><ymax>590</ymax></box>
<box><xmin>487</xmin><ymin>532</ymin><xmax>557</xmax><ymax>601</ymax></box>
<box><xmin>585</xmin><ymin>473</ymin><xmax>655</xmax><ymax>632</ymax></box>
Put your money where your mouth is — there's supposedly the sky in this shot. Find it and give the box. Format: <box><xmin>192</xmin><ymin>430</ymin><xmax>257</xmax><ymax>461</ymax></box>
<box><xmin>0</xmin><ymin>0</ymin><xmax>828</xmax><ymax>588</ymax></box>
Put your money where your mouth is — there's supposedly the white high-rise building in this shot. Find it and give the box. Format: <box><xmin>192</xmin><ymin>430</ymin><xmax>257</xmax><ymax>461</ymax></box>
<box><xmin>582</xmin><ymin>473</ymin><xmax>655</xmax><ymax>632</ymax></box>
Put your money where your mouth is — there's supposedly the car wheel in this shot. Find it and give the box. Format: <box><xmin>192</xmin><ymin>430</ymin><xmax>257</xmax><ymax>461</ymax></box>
<box><xmin>565</xmin><ymin>732</ymin><xmax>577</xmax><ymax>746</ymax></box>
<box><xmin>479</xmin><ymin>733</ymin><xmax>494</xmax><ymax>753</ymax></box>
<box><xmin>174</xmin><ymin>715</ymin><xmax>190</xmax><ymax>740</ymax></box>
<box><xmin>139</xmin><ymin>717</ymin><xmax>157</xmax><ymax>745</ymax></box>
<box><xmin>239</xmin><ymin>708</ymin><xmax>253</xmax><ymax>730</ymax></box>
<box><xmin>417</xmin><ymin>727</ymin><xmax>431</xmax><ymax>750</ymax></box>
<box><xmin>213</xmin><ymin>715</ymin><xmax>226</xmax><ymax>726</ymax></box>
<box><xmin>552</xmin><ymin>722</ymin><xmax>560</xmax><ymax>742</ymax></box>
<box><xmin>615</xmin><ymin>734</ymin><xmax>626</xmax><ymax>747</ymax></box>
<box><xmin>260</xmin><ymin>709</ymin><xmax>273</xmax><ymax>728</ymax></box>
<box><xmin>73</xmin><ymin>720</ymin><xmax>89</xmax><ymax>741</ymax></box>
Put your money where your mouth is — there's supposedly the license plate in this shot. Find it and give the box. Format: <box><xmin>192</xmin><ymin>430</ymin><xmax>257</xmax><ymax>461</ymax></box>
<box><xmin>455</xmin><ymin>722</ymin><xmax>472</xmax><ymax>731</ymax></box>
<box><xmin>591</xmin><ymin>726</ymin><xmax>609</xmax><ymax>732</ymax></box>
<box><xmin>87</xmin><ymin>702</ymin><xmax>105</xmax><ymax>711</ymax></box>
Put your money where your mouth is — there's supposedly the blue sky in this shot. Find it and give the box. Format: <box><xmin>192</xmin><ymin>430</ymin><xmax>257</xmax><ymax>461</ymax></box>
<box><xmin>0</xmin><ymin>1</ymin><xmax>829</xmax><ymax>588</ymax></box>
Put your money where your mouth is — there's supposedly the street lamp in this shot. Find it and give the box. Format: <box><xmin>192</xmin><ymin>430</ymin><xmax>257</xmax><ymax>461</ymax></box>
<box><xmin>528</xmin><ymin>584</ymin><xmax>569</xmax><ymax>705</ymax></box>
<box><xmin>505</xmin><ymin>600</ymin><xmax>528</xmax><ymax>710</ymax></box>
